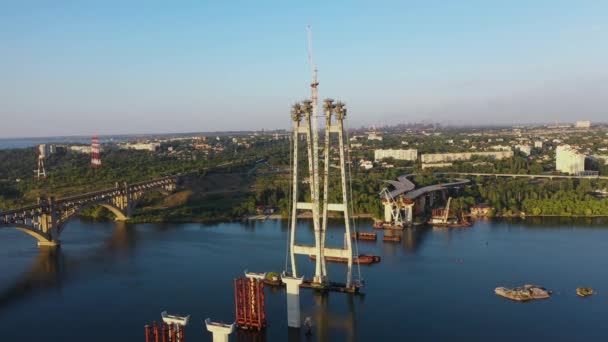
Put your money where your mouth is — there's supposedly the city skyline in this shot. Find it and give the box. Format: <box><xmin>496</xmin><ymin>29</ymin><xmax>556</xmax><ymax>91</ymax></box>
<box><xmin>2</xmin><ymin>0</ymin><xmax>608</xmax><ymax>138</ymax></box>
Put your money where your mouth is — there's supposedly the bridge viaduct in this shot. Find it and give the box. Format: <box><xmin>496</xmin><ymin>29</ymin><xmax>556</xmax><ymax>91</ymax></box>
<box><xmin>0</xmin><ymin>176</ymin><xmax>178</xmax><ymax>247</ymax></box>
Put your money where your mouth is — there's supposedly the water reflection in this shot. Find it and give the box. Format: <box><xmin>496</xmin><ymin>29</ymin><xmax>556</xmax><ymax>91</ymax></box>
<box><xmin>0</xmin><ymin>247</ymin><xmax>64</xmax><ymax>310</ymax></box>
<box><xmin>301</xmin><ymin>293</ymin><xmax>359</xmax><ymax>342</ymax></box>
<box><xmin>0</xmin><ymin>222</ymin><xmax>138</xmax><ymax>311</ymax></box>
<box><xmin>380</xmin><ymin>227</ymin><xmax>431</xmax><ymax>257</ymax></box>
<box><xmin>401</xmin><ymin>227</ymin><xmax>430</xmax><ymax>253</ymax></box>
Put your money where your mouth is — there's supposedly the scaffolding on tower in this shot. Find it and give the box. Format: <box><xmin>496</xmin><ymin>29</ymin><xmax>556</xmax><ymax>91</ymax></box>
<box><xmin>91</xmin><ymin>136</ymin><xmax>101</xmax><ymax>168</ymax></box>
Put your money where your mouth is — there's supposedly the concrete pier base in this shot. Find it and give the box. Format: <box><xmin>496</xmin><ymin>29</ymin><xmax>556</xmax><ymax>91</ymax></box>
<box><xmin>205</xmin><ymin>319</ymin><xmax>235</xmax><ymax>342</ymax></box>
<box><xmin>282</xmin><ymin>274</ymin><xmax>304</xmax><ymax>328</ymax></box>
<box><xmin>38</xmin><ymin>240</ymin><xmax>60</xmax><ymax>248</ymax></box>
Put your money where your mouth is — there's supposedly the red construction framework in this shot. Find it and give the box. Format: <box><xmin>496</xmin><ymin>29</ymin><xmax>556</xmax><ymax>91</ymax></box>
<box><xmin>234</xmin><ymin>277</ymin><xmax>267</xmax><ymax>330</ymax></box>
<box><xmin>144</xmin><ymin>321</ymin><xmax>185</xmax><ymax>342</ymax></box>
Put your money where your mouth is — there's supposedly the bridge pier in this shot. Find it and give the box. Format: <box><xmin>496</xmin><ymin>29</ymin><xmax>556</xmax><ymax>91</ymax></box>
<box><xmin>38</xmin><ymin>240</ymin><xmax>60</xmax><ymax>248</ymax></box>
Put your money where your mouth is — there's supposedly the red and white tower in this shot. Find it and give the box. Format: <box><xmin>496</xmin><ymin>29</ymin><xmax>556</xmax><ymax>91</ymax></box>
<box><xmin>91</xmin><ymin>136</ymin><xmax>102</xmax><ymax>168</ymax></box>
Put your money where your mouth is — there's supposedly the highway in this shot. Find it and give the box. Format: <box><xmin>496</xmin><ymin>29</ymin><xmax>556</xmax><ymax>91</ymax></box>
<box><xmin>435</xmin><ymin>172</ymin><xmax>608</xmax><ymax>180</ymax></box>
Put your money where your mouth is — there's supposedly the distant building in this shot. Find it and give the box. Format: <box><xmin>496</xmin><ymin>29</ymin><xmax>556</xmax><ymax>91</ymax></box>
<box><xmin>534</xmin><ymin>140</ymin><xmax>544</xmax><ymax>149</ymax></box>
<box><xmin>374</xmin><ymin>149</ymin><xmax>417</xmax><ymax>162</ymax></box>
<box><xmin>575</xmin><ymin>121</ymin><xmax>591</xmax><ymax>129</ymax></box>
<box><xmin>38</xmin><ymin>144</ymin><xmax>58</xmax><ymax>157</ymax></box>
<box><xmin>118</xmin><ymin>142</ymin><xmax>160</xmax><ymax>152</ymax></box>
<box><xmin>359</xmin><ymin>159</ymin><xmax>374</xmax><ymax>170</ymax></box>
<box><xmin>515</xmin><ymin>144</ymin><xmax>532</xmax><ymax>156</ymax></box>
<box><xmin>471</xmin><ymin>205</ymin><xmax>492</xmax><ymax>217</ymax></box>
<box><xmin>367</xmin><ymin>132</ymin><xmax>383</xmax><ymax>141</ymax></box>
<box><xmin>420</xmin><ymin>151</ymin><xmax>513</xmax><ymax>163</ymax></box>
<box><xmin>490</xmin><ymin>145</ymin><xmax>511</xmax><ymax>151</ymax></box>
<box><xmin>421</xmin><ymin>162</ymin><xmax>453</xmax><ymax>169</ymax></box>
<box><xmin>69</xmin><ymin>145</ymin><xmax>92</xmax><ymax>154</ymax></box>
<box><xmin>556</xmin><ymin>144</ymin><xmax>585</xmax><ymax>175</ymax></box>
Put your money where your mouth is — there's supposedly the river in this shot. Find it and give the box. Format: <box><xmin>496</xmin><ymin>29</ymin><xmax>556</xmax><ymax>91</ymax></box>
<box><xmin>0</xmin><ymin>218</ymin><xmax>607</xmax><ymax>341</ymax></box>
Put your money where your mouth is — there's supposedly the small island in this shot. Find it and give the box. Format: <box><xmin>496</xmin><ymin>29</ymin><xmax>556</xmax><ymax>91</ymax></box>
<box><xmin>495</xmin><ymin>285</ymin><xmax>551</xmax><ymax>301</ymax></box>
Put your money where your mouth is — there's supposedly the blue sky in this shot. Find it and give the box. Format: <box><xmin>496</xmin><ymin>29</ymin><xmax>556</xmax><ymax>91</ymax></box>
<box><xmin>1</xmin><ymin>1</ymin><xmax>607</xmax><ymax>137</ymax></box>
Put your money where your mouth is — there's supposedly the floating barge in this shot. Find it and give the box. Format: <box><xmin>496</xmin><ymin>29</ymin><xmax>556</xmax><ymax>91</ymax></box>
<box><xmin>309</xmin><ymin>254</ymin><xmax>381</xmax><ymax>265</ymax></box>
<box><xmin>382</xmin><ymin>235</ymin><xmax>401</xmax><ymax>242</ymax></box>
<box><xmin>429</xmin><ymin>198</ymin><xmax>472</xmax><ymax>228</ymax></box>
<box><xmin>373</xmin><ymin>221</ymin><xmax>404</xmax><ymax>230</ymax></box>
<box><xmin>351</xmin><ymin>232</ymin><xmax>377</xmax><ymax>241</ymax></box>
<box><xmin>300</xmin><ymin>278</ymin><xmax>364</xmax><ymax>294</ymax></box>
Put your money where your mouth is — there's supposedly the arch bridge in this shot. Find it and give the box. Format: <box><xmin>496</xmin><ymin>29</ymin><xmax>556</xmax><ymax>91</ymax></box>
<box><xmin>0</xmin><ymin>176</ymin><xmax>178</xmax><ymax>247</ymax></box>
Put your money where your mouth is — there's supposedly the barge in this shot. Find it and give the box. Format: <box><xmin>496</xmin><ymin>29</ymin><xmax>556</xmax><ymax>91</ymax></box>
<box><xmin>351</xmin><ymin>232</ymin><xmax>378</xmax><ymax>241</ymax></box>
<box><xmin>382</xmin><ymin>235</ymin><xmax>401</xmax><ymax>242</ymax></box>
<box><xmin>373</xmin><ymin>221</ymin><xmax>404</xmax><ymax>230</ymax></box>
<box><xmin>309</xmin><ymin>254</ymin><xmax>381</xmax><ymax>265</ymax></box>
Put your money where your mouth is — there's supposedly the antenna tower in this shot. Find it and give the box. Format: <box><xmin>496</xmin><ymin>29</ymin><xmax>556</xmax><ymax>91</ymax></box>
<box><xmin>91</xmin><ymin>136</ymin><xmax>102</xmax><ymax>168</ymax></box>
<box><xmin>34</xmin><ymin>144</ymin><xmax>47</xmax><ymax>180</ymax></box>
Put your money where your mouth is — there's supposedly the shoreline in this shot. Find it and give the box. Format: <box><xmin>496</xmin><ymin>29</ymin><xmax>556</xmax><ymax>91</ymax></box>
<box><xmin>77</xmin><ymin>212</ymin><xmax>608</xmax><ymax>225</ymax></box>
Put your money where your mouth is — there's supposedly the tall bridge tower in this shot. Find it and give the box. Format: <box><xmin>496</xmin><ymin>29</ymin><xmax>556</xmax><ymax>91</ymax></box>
<box><xmin>287</xmin><ymin>99</ymin><xmax>355</xmax><ymax>288</ymax></box>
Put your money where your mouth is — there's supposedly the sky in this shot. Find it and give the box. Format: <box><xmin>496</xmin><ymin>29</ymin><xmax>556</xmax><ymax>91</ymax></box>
<box><xmin>1</xmin><ymin>0</ymin><xmax>607</xmax><ymax>138</ymax></box>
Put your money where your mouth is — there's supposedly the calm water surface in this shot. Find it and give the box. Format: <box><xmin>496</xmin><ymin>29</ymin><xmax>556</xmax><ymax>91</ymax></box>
<box><xmin>0</xmin><ymin>218</ymin><xmax>607</xmax><ymax>341</ymax></box>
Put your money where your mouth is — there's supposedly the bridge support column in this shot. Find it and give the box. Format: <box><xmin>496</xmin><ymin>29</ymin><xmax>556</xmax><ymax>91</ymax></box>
<box><xmin>204</xmin><ymin>319</ymin><xmax>234</xmax><ymax>342</ymax></box>
<box><xmin>403</xmin><ymin>202</ymin><xmax>414</xmax><ymax>225</ymax></box>
<box><xmin>383</xmin><ymin>201</ymin><xmax>392</xmax><ymax>222</ymax></box>
<box><xmin>38</xmin><ymin>240</ymin><xmax>60</xmax><ymax>248</ymax></box>
<box><xmin>282</xmin><ymin>274</ymin><xmax>304</xmax><ymax>328</ymax></box>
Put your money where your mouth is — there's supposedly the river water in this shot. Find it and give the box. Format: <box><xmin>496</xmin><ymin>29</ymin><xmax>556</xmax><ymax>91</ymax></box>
<box><xmin>0</xmin><ymin>218</ymin><xmax>607</xmax><ymax>341</ymax></box>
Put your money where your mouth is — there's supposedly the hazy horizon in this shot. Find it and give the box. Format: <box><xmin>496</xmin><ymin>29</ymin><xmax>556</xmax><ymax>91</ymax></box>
<box><xmin>2</xmin><ymin>1</ymin><xmax>607</xmax><ymax>138</ymax></box>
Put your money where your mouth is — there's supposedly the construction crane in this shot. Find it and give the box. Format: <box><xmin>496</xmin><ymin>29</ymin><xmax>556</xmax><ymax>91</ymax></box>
<box><xmin>380</xmin><ymin>188</ymin><xmax>403</xmax><ymax>226</ymax></box>
<box><xmin>307</xmin><ymin>25</ymin><xmax>319</xmax><ymax>94</ymax></box>
<box><xmin>444</xmin><ymin>197</ymin><xmax>452</xmax><ymax>223</ymax></box>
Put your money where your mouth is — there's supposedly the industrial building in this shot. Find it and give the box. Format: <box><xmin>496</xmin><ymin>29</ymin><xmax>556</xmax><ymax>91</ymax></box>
<box><xmin>556</xmin><ymin>144</ymin><xmax>585</xmax><ymax>175</ymax></box>
<box><xmin>374</xmin><ymin>149</ymin><xmax>417</xmax><ymax>161</ymax></box>
<box><xmin>575</xmin><ymin>121</ymin><xmax>591</xmax><ymax>129</ymax></box>
<box><xmin>420</xmin><ymin>151</ymin><xmax>514</xmax><ymax>163</ymax></box>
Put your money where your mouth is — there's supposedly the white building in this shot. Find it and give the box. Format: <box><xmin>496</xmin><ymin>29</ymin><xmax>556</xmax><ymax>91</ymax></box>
<box><xmin>556</xmin><ymin>144</ymin><xmax>585</xmax><ymax>175</ymax></box>
<box><xmin>575</xmin><ymin>121</ymin><xmax>591</xmax><ymax>129</ymax></box>
<box><xmin>490</xmin><ymin>145</ymin><xmax>511</xmax><ymax>151</ymax></box>
<box><xmin>515</xmin><ymin>144</ymin><xmax>532</xmax><ymax>156</ymax></box>
<box><xmin>69</xmin><ymin>145</ymin><xmax>92</xmax><ymax>154</ymax></box>
<box><xmin>367</xmin><ymin>132</ymin><xmax>383</xmax><ymax>141</ymax></box>
<box><xmin>374</xmin><ymin>149</ymin><xmax>417</xmax><ymax>161</ymax></box>
<box><xmin>534</xmin><ymin>140</ymin><xmax>544</xmax><ymax>149</ymax></box>
<box><xmin>119</xmin><ymin>142</ymin><xmax>160</xmax><ymax>152</ymax></box>
<box><xmin>420</xmin><ymin>151</ymin><xmax>513</xmax><ymax>163</ymax></box>
<box><xmin>359</xmin><ymin>159</ymin><xmax>374</xmax><ymax>170</ymax></box>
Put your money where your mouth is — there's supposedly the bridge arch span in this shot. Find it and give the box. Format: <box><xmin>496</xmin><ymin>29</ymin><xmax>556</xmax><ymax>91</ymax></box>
<box><xmin>128</xmin><ymin>187</ymin><xmax>172</xmax><ymax>213</ymax></box>
<box><xmin>0</xmin><ymin>224</ymin><xmax>54</xmax><ymax>246</ymax></box>
<box><xmin>57</xmin><ymin>202</ymin><xmax>128</xmax><ymax>236</ymax></box>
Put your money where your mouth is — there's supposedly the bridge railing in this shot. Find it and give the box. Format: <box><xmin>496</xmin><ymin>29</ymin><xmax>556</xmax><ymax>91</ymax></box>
<box><xmin>128</xmin><ymin>175</ymin><xmax>177</xmax><ymax>188</ymax></box>
<box><xmin>0</xmin><ymin>204</ymin><xmax>46</xmax><ymax>217</ymax></box>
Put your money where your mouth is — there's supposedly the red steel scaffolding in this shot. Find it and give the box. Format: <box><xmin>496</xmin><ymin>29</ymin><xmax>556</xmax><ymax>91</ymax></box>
<box><xmin>144</xmin><ymin>322</ymin><xmax>185</xmax><ymax>342</ymax></box>
<box><xmin>234</xmin><ymin>277</ymin><xmax>266</xmax><ymax>331</ymax></box>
